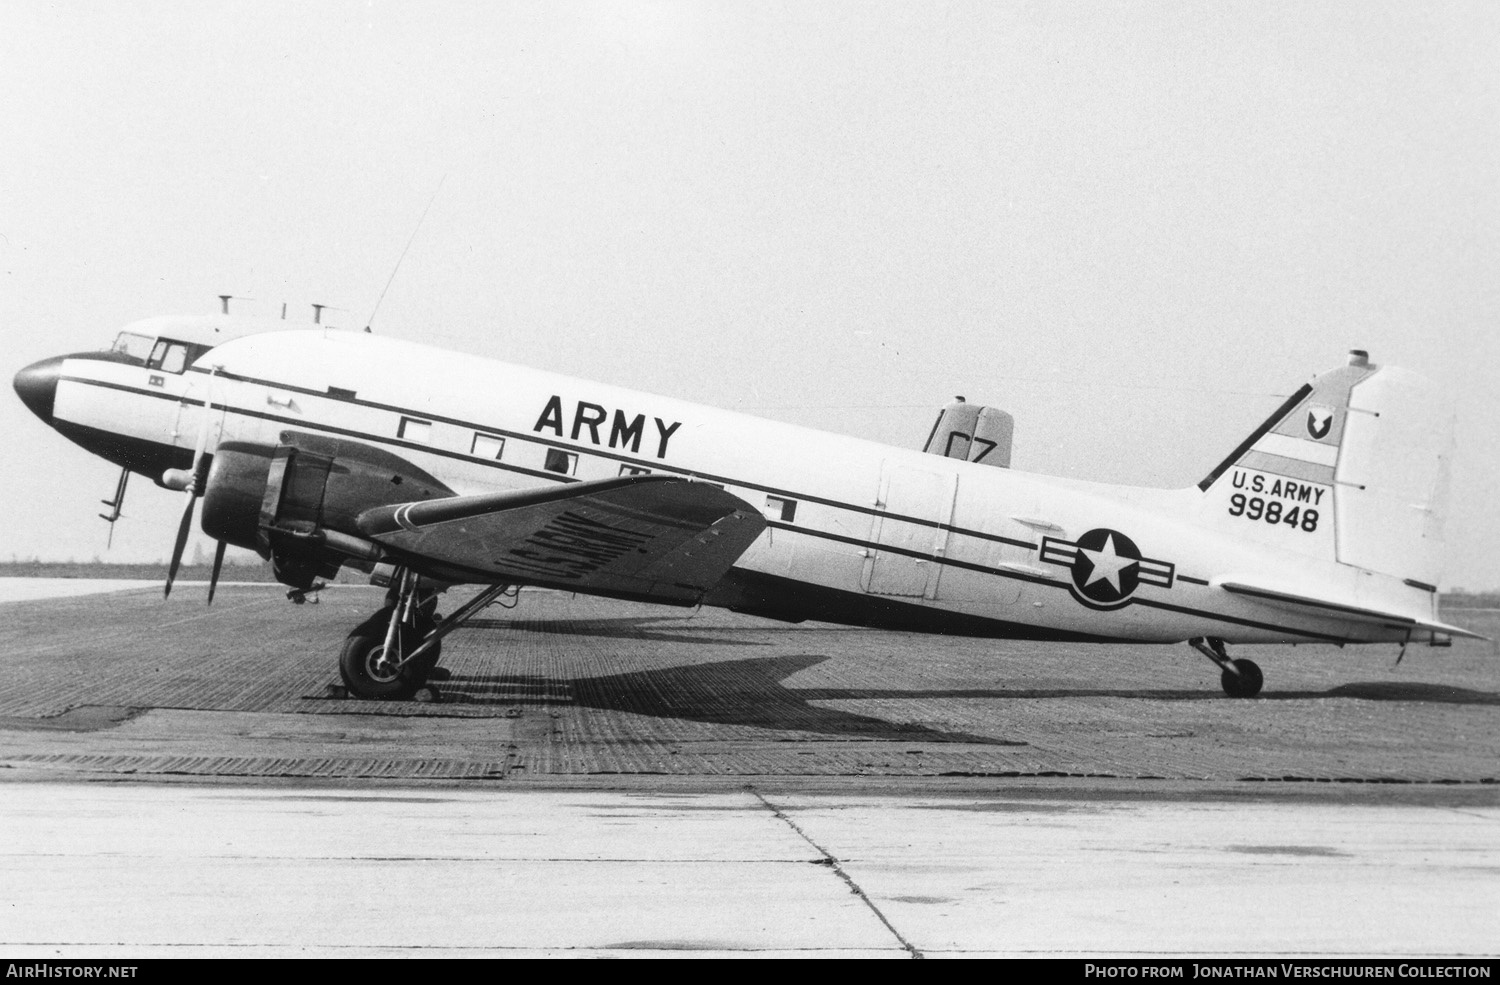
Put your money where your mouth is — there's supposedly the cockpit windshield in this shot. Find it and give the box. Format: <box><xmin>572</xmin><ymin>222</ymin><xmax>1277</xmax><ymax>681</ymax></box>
<box><xmin>109</xmin><ymin>332</ymin><xmax>156</xmax><ymax>365</ymax></box>
<box><xmin>105</xmin><ymin>332</ymin><xmax>214</xmax><ymax>373</ymax></box>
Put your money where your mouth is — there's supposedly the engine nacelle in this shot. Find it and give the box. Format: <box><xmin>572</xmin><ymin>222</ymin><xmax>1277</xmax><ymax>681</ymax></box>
<box><xmin>201</xmin><ymin>431</ymin><xmax>455</xmax><ymax>589</ymax></box>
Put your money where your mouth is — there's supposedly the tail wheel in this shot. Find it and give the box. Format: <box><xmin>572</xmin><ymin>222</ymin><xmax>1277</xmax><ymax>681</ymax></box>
<box><xmin>339</xmin><ymin>627</ymin><xmax>423</xmax><ymax>700</ymax></box>
<box><xmin>1221</xmin><ymin>658</ymin><xmax>1264</xmax><ymax>698</ymax></box>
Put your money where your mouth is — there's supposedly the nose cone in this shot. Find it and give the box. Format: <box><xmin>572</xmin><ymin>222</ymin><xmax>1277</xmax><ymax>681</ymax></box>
<box><xmin>14</xmin><ymin>356</ymin><xmax>63</xmax><ymax>423</ymax></box>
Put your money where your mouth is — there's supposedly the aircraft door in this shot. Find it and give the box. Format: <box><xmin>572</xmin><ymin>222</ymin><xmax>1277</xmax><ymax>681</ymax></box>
<box><xmin>863</xmin><ymin>463</ymin><xmax>955</xmax><ymax>598</ymax></box>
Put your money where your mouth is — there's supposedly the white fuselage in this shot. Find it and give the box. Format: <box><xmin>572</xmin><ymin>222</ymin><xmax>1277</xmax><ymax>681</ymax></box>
<box><xmin>49</xmin><ymin>327</ymin><xmax>1424</xmax><ymax>646</ymax></box>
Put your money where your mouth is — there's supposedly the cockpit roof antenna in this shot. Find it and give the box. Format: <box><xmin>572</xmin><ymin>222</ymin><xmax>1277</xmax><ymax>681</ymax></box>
<box><xmin>363</xmin><ymin>174</ymin><xmax>447</xmax><ymax>333</ymax></box>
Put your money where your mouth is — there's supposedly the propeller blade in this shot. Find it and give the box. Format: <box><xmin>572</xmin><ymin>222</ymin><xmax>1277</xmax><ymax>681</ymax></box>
<box><xmin>164</xmin><ymin>494</ymin><xmax>196</xmax><ymax>598</ymax></box>
<box><xmin>165</xmin><ymin>369</ymin><xmax>219</xmax><ymax>600</ymax></box>
<box><xmin>188</xmin><ymin>381</ymin><xmax>215</xmax><ymax>465</ymax></box>
<box><xmin>207</xmin><ymin>539</ymin><xmax>227</xmax><ymax>605</ymax></box>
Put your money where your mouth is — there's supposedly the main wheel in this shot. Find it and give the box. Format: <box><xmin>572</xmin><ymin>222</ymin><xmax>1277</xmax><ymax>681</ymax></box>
<box><xmin>1220</xmin><ymin>658</ymin><xmax>1264</xmax><ymax>698</ymax></box>
<box><xmin>339</xmin><ymin>628</ymin><xmax>424</xmax><ymax>700</ymax></box>
<box><xmin>352</xmin><ymin>606</ymin><xmax>394</xmax><ymax>637</ymax></box>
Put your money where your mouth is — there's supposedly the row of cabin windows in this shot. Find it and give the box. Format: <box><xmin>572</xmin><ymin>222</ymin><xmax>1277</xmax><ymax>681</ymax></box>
<box><xmin>399</xmin><ymin>415</ymin><xmax>582</xmax><ymax>476</ymax></box>
<box><xmin>394</xmin><ymin>415</ymin><xmax>798</xmax><ymax>521</ymax></box>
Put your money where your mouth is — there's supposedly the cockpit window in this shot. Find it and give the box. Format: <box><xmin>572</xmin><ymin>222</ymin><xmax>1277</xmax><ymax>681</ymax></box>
<box><xmin>145</xmin><ymin>338</ymin><xmax>212</xmax><ymax>374</ymax></box>
<box><xmin>148</xmin><ymin>340</ymin><xmax>185</xmax><ymax>373</ymax></box>
<box><xmin>109</xmin><ymin>332</ymin><xmax>155</xmax><ymax>365</ymax></box>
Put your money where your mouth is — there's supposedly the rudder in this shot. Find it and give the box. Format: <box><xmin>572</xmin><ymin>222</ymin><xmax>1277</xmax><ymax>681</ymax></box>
<box><xmin>1196</xmin><ymin>351</ymin><xmax>1454</xmax><ymax>590</ymax></box>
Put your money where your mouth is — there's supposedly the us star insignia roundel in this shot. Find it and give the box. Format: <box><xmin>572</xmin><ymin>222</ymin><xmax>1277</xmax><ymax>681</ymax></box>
<box><xmin>1039</xmin><ymin>528</ymin><xmax>1175</xmax><ymax>610</ymax></box>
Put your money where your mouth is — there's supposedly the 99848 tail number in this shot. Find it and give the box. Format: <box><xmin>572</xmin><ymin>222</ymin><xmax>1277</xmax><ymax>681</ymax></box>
<box><xmin>1229</xmin><ymin>494</ymin><xmax>1318</xmax><ymax>532</ymax></box>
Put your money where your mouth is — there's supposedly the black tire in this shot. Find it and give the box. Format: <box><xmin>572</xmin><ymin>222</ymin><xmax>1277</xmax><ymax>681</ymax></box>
<box><xmin>352</xmin><ymin>606</ymin><xmax>395</xmax><ymax>637</ymax></box>
<box><xmin>339</xmin><ymin>628</ymin><xmax>423</xmax><ymax>700</ymax></box>
<box><xmin>1221</xmin><ymin>658</ymin><xmax>1264</xmax><ymax>698</ymax></box>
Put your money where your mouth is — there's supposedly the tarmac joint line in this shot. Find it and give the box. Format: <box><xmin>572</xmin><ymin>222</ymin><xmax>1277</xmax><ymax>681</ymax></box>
<box><xmin>748</xmin><ymin>786</ymin><xmax>923</xmax><ymax>959</ymax></box>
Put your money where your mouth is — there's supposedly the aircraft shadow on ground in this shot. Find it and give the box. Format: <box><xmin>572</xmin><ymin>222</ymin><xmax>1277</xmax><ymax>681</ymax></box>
<box><xmin>437</xmin><ymin>652</ymin><xmax>1019</xmax><ymax>744</ymax></box>
<box><xmin>1266</xmin><ymin>682</ymin><xmax>1500</xmax><ymax>704</ymax></box>
<box><xmin>783</xmin><ymin>681</ymin><xmax>1500</xmax><ymax>706</ymax></box>
<box><xmin>429</xmin><ymin>644</ymin><xmax>1499</xmax><ymax>745</ymax></box>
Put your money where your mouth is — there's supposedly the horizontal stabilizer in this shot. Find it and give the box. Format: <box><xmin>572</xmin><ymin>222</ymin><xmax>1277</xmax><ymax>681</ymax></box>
<box><xmin>1216</xmin><ymin>579</ymin><xmax>1486</xmax><ymax>641</ymax></box>
<box><xmin>358</xmin><ymin>475</ymin><xmax>767</xmax><ymax>605</ymax></box>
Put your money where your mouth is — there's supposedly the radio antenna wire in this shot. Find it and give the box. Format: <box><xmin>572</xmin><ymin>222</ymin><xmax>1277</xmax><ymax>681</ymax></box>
<box><xmin>363</xmin><ymin>174</ymin><xmax>446</xmax><ymax>333</ymax></box>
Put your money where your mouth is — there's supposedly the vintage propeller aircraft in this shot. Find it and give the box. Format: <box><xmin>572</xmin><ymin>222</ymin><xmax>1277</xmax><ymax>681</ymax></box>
<box><xmin>13</xmin><ymin>307</ymin><xmax>1477</xmax><ymax>700</ymax></box>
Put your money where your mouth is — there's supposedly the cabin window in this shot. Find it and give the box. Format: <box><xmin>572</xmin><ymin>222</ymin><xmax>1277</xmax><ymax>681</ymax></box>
<box><xmin>544</xmin><ymin>449</ymin><xmax>577</xmax><ymax>475</ymax></box>
<box><xmin>619</xmin><ymin>464</ymin><xmax>651</xmax><ymax>476</ymax></box>
<box><xmin>471</xmin><ymin>433</ymin><xmax>506</xmax><ymax>460</ymax></box>
<box><xmin>398</xmin><ymin>417</ymin><xmax>432</xmax><ymax>443</ymax></box>
<box><xmin>766</xmin><ymin>496</ymin><xmax>797</xmax><ymax>522</ymax></box>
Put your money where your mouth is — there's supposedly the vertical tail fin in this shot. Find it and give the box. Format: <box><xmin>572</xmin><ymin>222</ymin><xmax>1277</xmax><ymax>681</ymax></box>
<box><xmin>923</xmin><ymin>399</ymin><xmax>1015</xmax><ymax>468</ymax></box>
<box><xmin>1197</xmin><ymin>351</ymin><xmax>1454</xmax><ymax>591</ymax></box>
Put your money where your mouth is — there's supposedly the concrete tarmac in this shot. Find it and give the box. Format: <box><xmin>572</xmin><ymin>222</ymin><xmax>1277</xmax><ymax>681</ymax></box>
<box><xmin>2</xmin><ymin>781</ymin><xmax>1496</xmax><ymax>958</ymax></box>
<box><xmin>0</xmin><ymin>582</ymin><xmax>1495</xmax><ymax>958</ymax></box>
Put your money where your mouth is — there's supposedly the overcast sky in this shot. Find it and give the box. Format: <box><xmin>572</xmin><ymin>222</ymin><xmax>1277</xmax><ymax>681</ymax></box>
<box><xmin>2</xmin><ymin>1</ymin><xmax>1496</xmax><ymax>590</ymax></box>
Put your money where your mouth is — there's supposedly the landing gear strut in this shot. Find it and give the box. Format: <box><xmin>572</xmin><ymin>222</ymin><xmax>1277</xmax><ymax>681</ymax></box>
<box><xmin>338</xmin><ymin>568</ymin><xmax>439</xmax><ymax>700</ymax></box>
<box><xmin>338</xmin><ymin>570</ymin><xmax>513</xmax><ymax>700</ymax></box>
<box><xmin>1189</xmin><ymin>636</ymin><xmax>1264</xmax><ymax>698</ymax></box>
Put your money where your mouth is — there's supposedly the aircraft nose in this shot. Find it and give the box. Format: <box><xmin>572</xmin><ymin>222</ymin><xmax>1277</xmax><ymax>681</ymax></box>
<box><xmin>13</xmin><ymin>355</ymin><xmax>63</xmax><ymax>423</ymax></box>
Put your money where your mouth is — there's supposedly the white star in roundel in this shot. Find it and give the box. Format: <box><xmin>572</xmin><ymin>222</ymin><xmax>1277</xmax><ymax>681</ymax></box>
<box><xmin>1079</xmin><ymin>533</ymin><xmax>1138</xmax><ymax>593</ymax></box>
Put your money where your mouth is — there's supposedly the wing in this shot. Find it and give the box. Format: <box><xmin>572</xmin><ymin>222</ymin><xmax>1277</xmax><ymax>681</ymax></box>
<box><xmin>356</xmin><ymin>475</ymin><xmax>767</xmax><ymax>605</ymax></box>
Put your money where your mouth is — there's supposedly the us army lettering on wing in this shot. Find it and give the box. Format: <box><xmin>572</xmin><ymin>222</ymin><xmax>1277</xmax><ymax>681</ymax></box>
<box><xmin>533</xmin><ymin>395</ymin><xmax>683</xmax><ymax>459</ymax></box>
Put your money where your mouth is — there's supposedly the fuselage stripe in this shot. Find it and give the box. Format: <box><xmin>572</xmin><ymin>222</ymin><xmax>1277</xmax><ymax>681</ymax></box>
<box><xmin>761</xmin><ymin>521</ymin><xmax>1346</xmax><ymax>641</ymax></box>
<box><xmin>183</xmin><ymin>366</ymin><xmax>1041</xmax><ymax>550</ymax></box>
<box><xmin>61</xmin><ymin>372</ymin><xmax>1341</xmax><ymax>642</ymax></box>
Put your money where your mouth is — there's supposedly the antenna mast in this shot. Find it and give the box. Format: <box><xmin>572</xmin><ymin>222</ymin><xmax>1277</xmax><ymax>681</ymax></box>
<box><xmin>364</xmin><ymin>175</ymin><xmax>447</xmax><ymax>333</ymax></box>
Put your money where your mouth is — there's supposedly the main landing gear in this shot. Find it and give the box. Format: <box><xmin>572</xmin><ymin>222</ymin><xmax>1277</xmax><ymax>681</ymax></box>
<box><xmin>338</xmin><ymin>568</ymin><xmax>513</xmax><ymax>701</ymax></box>
<box><xmin>1189</xmin><ymin>636</ymin><xmax>1264</xmax><ymax>698</ymax></box>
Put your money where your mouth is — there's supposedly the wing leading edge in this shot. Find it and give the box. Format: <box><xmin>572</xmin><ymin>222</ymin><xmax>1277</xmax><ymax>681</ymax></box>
<box><xmin>357</xmin><ymin>475</ymin><xmax>767</xmax><ymax>605</ymax></box>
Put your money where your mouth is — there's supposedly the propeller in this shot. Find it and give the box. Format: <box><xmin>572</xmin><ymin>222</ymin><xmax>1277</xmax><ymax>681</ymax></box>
<box><xmin>207</xmin><ymin>539</ymin><xmax>227</xmax><ymax>605</ymax></box>
<box><xmin>164</xmin><ymin>368</ymin><xmax>220</xmax><ymax>599</ymax></box>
